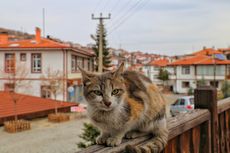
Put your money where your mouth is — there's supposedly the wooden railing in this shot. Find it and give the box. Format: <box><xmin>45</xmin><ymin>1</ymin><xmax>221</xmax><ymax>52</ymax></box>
<box><xmin>78</xmin><ymin>87</ymin><xmax>230</xmax><ymax>153</ymax></box>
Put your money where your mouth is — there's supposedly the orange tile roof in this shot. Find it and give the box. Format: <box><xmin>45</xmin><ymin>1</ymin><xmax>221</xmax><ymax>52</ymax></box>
<box><xmin>0</xmin><ymin>38</ymin><xmax>70</xmax><ymax>48</ymax></box>
<box><xmin>169</xmin><ymin>55</ymin><xmax>230</xmax><ymax>66</ymax></box>
<box><xmin>192</xmin><ymin>48</ymin><xmax>223</xmax><ymax>56</ymax></box>
<box><xmin>0</xmin><ymin>91</ymin><xmax>77</xmax><ymax>123</ymax></box>
<box><xmin>147</xmin><ymin>59</ymin><xmax>169</xmax><ymax>67</ymax></box>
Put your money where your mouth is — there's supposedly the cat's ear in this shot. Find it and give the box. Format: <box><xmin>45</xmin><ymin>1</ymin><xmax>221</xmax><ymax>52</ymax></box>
<box><xmin>78</xmin><ymin>67</ymin><xmax>95</xmax><ymax>86</ymax></box>
<box><xmin>113</xmin><ymin>62</ymin><xmax>125</xmax><ymax>77</ymax></box>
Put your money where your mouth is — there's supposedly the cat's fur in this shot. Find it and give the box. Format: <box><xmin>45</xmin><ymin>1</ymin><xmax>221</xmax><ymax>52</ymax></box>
<box><xmin>79</xmin><ymin>63</ymin><xmax>168</xmax><ymax>153</ymax></box>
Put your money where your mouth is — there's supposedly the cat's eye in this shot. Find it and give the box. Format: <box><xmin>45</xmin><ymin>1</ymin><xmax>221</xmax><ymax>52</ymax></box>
<box><xmin>112</xmin><ymin>89</ymin><xmax>120</xmax><ymax>95</ymax></box>
<box><xmin>93</xmin><ymin>90</ymin><xmax>102</xmax><ymax>96</ymax></box>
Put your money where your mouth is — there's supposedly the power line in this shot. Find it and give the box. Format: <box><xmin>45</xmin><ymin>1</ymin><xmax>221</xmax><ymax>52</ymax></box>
<box><xmin>108</xmin><ymin>0</ymin><xmax>150</xmax><ymax>35</ymax></box>
<box><xmin>107</xmin><ymin>0</ymin><xmax>133</xmax><ymax>26</ymax></box>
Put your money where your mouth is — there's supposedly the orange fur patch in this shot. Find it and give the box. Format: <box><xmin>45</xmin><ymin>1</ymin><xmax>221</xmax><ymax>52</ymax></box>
<box><xmin>125</xmin><ymin>97</ymin><xmax>144</xmax><ymax>120</ymax></box>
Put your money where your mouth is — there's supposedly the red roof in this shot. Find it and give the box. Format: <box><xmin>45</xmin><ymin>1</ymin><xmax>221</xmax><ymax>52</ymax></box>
<box><xmin>147</xmin><ymin>59</ymin><xmax>169</xmax><ymax>67</ymax></box>
<box><xmin>169</xmin><ymin>55</ymin><xmax>230</xmax><ymax>66</ymax></box>
<box><xmin>0</xmin><ymin>38</ymin><xmax>70</xmax><ymax>48</ymax></box>
<box><xmin>192</xmin><ymin>48</ymin><xmax>223</xmax><ymax>56</ymax></box>
<box><xmin>0</xmin><ymin>92</ymin><xmax>77</xmax><ymax>122</ymax></box>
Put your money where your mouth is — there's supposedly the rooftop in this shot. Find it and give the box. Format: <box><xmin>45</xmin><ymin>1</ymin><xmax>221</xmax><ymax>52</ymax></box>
<box><xmin>0</xmin><ymin>91</ymin><xmax>77</xmax><ymax>124</ymax></box>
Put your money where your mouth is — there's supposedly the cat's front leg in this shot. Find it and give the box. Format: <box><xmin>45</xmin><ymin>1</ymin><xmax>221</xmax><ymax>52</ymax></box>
<box><xmin>106</xmin><ymin>131</ymin><xmax>125</xmax><ymax>147</ymax></box>
<box><xmin>96</xmin><ymin>132</ymin><xmax>110</xmax><ymax>145</ymax></box>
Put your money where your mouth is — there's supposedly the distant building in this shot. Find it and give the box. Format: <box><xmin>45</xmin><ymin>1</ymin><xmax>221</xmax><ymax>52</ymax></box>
<box><xmin>168</xmin><ymin>51</ymin><xmax>230</xmax><ymax>93</ymax></box>
<box><xmin>143</xmin><ymin>58</ymin><xmax>169</xmax><ymax>85</ymax></box>
<box><xmin>0</xmin><ymin>27</ymin><xmax>94</xmax><ymax>102</ymax></box>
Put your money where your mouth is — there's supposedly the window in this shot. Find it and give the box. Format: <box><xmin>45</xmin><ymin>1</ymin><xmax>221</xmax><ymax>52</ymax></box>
<box><xmin>189</xmin><ymin>98</ymin><xmax>194</xmax><ymax>104</ymax></box>
<box><xmin>182</xmin><ymin>66</ymin><xmax>190</xmax><ymax>74</ymax></box>
<box><xmin>77</xmin><ymin>57</ymin><xmax>83</xmax><ymax>69</ymax></box>
<box><xmin>210</xmin><ymin>81</ymin><xmax>219</xmax><ymax>88</ymax></box>
<box><xmin>182</xmin><ymin>81</ymin><xmax>190</xmax><ymax>88</ymax></box>
<box><xmin>31</xmin><ymin>53</ymin><xmax>42</xmax><ymax>73</ymax></box>
<box><xmin>71</xmin><ymin>55</ymin><xmax>77</xmax><ymax>72</ymax></box>
<box><xmin>5</xmin><ymin>53</ymin><xmax>15</xmax><ymax>73</ymax></box>
<box><xmin>88</xmin><ymin>58</ymin><xmax>91</xmax><ymax>71</ymax></box>
<box><xmin>4</xmin><ymin>83</ymin><xmax>15</xmax><ymax>92</ymax></box>
<box><xmin>180</xmin><ymin>99</ymin><xmax>185</xmax><ymax>105</ymax></box>
<box><xmin>41</xmin><ymin>85</ymin><xmax>51</xmax><ymax>99</ymax></box>
<box><xmin>20</xmin><ymin>53</ymin><xmax>26</xmax><ymax>61</ymax></box>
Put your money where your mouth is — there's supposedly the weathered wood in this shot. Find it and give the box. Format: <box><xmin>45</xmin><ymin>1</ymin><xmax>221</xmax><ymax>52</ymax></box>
<box><xmin>195</xmin><ymin>86</ymin><xmax>219</xmax><ymax>153</ymax></box>
<box><xmin>191</xmin><ymin>126</ymin><xmax>200</xmax><ymax>153</ymax></box>
<box><xmin>219</xmin><ymin>113</ymin><xmax>225</xmax><ymax>153</ymax></box>
<box><xmin>218</xmin><ymin>97</ymin><xmax>230</xmax><ymax>114</ymax></box>
<box><xmin>163</xmin><ymin>138</ymin><xmax>177</xmax><ymax>153</ymax></box>
<box><xmin>200</xmin><ymin>120</ymin><xmax>211</xmax><ymax>153</ymax></box>
<box><xmin>168</xmin><ymin>109</ymin><xmax>210</xmax><ymax>140</ymax></box>
<box><xmin>179</xmin><ymin>130</ymin><xmax>190</xmax><ymax>153</ymax></box>
<box><xmin>225</xmin><ymin>110</ymin><xmax>230</xmax><ymax>153</ymax></box>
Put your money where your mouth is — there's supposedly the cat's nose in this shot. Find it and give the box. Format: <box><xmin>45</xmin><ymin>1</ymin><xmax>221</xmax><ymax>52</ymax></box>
<box><xmin>104</xmin><ymin>101</ymin><xmax>111</xmax><ymax>107</ymax></box>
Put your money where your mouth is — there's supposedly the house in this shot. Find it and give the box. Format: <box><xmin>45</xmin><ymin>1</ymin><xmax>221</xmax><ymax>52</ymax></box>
<box><xmin>168</xmin><ymin>54</ymin><xmax>230</xmax><ymax>93</ymax></box>
<box><xmin>143</xmin><ymin>58</ymin><xmax>169</xmax><ymax>85</ymax></box>
<box><xmin>0</xmin><ymin>27</ymin><xmax>95</xmax><ymax>102</ymax></box>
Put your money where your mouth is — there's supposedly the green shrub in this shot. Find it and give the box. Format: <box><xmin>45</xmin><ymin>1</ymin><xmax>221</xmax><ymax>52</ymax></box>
<box><xmin>188</xmin><ymin>87</ymin><xmax>194</xmax><ymax>95</ymax></box>
<box><xmin>221</xmin><ymin>81</ymin><xmax>230</xmax><ymax>98</ymax></box>
<box><xmin>77</xmin><ymin>123</ymin><xmax>100</xmax><ymax>149</ymax></box>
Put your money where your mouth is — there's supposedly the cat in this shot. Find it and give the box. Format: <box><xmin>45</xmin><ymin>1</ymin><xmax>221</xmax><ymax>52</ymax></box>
<box><xmin>79</xmin><ymin>63</ymin><xmax>168</xmax><ymax>153</ymax></box>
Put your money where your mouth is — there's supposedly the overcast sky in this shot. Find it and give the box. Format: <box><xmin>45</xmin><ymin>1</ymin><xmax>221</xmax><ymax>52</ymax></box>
<box><xmin>1</xmin><ymin>0</ymin><xmax>230</xmax><ymax>55</ymax></box>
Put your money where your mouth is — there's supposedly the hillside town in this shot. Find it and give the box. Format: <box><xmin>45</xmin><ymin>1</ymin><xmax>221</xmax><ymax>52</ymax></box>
<box><xmin>1</xmin><ymin>1</ymin><xmax>230</xmax><ymax>152</ymax></box>
<box><xmin>1</xmin><ymin>27</ymin><xmax>230</xmax><ymax>102</ymax></box>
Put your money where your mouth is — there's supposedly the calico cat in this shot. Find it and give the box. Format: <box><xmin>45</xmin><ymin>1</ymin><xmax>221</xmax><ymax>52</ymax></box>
<box><xmin>79</xmin><ymin>63</ymin><xmax>168</xmax><ymax>153</ymax></box>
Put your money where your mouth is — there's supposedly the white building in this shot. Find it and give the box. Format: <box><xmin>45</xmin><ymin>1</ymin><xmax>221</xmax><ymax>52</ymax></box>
<box><xmin>168</xmin><ymin>54</ymin><xmax>230</xmax><ymax>93</ymax></box>
<box><xmin>0</xmin><ymin>27</ymin><xmax>94</xmax><ymax>102</ymax></box>
<box><xmin>143</xmin><ymin>59</ymin><xmax>169</xmax><ymax>85</ymax></box>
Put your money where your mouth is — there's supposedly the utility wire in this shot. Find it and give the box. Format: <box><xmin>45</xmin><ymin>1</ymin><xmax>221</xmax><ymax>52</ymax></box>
<box><xmin>107</xmin><ymin>0</ymin><xmax>133</xmax><ymax>27</ymax></box>
<box><xmin>108</xmin><ymin>0</ymin><xmax>149</xmax><ymax>34</ymax></box>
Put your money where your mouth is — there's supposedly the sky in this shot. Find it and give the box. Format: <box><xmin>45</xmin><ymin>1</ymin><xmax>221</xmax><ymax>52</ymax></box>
<box><xmin>1</xmin><ymin>0</ymin><xmax>230</xmax><ymax>55</ymax></box>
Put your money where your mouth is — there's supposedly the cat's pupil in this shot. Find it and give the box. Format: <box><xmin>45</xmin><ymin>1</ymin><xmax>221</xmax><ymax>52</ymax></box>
<box><xmin>112</xmin><ymin>89</ymin><xmax>119</xmax><ymax>95</ymax></box>
<box><xmin>94</xmin><ymin>90</ymin><xmax>102</xmax><ymax>96</ymax></box>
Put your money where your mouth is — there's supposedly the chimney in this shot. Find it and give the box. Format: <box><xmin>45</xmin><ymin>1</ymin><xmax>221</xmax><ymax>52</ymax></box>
<box><xmin>35</xmin><ymin>27</ymin><xmax>41</xmax><ymax>43</ymax></box>
<box><xmin>203</xmin><ymin>46</ymin><xmax>206</xmax><ymax>50</ymax></box>
<box><xmin>0</xmin><ymin>32</ymin><xmax>8</xmax><ymax>44</ymax></box>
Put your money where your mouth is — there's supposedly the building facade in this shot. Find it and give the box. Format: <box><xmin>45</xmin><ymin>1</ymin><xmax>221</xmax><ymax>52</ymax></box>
<box><xmin>0</xmin><ymin>27</ymin><xmax>94</xmax><ymax>102</ymax></box>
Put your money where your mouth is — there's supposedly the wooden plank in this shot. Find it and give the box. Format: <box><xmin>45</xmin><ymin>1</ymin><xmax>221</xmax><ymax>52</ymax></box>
<box><xmin>179</xmin><ymin>130</ymin><xmax>190</xmax><ymax>153</ymax></box>
<box><xmin>219</xmin><ymin>113</ymin><xmax>225</xmax><ymax>153</ymax></box>
<box><xmin>168</xmin><ymin>109</ymin><xmax>210</xmax><ymax>140</ymax></box>
<box><xmin>191</xmin><ymin>126</ymin><xmax>200</xmax><ymax>153</ymax></box>
<box><xmin>217</xmin><ymin>97</ymin><xmax>230</xmax><ymax>114</ymax></box>
<box><xmin>163</xmin><ymin>138</ymin><xmax>177</xmax><ymax>153</ymax></box>
<box><xmin>225</xmin><ymin>110</ymin><xmax>230</xmax><ymax>153</ymax></box>
<box><xmin>195</xmin><ymin>87</ymin><xmax>219</xmax><ymax>153</ymax></box>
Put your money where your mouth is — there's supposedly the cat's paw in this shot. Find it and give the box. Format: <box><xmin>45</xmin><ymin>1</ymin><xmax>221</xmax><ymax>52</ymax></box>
<box><xmin>96</xmin><ymin>135</ymin><xmax>108</xmax><ymax>145</ymax></box>
<box><xmin>125</xmin><ymin>131</ymin><xmax>138</xmax><ymax>139</ymax></box>
<box><xmin>106</xmin><ymin>137</ymin><xmax>122</xmax><ymax>147</ymax></box>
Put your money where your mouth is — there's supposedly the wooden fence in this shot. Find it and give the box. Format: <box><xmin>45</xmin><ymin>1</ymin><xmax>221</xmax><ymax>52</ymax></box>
<box><xmin>78</xmin><ymin>86</ymin><xmax>230</xmax><ymax>153</ymax></box>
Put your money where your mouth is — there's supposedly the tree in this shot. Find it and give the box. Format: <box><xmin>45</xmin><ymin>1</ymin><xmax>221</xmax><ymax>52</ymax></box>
<box><xmin>221</xmin><ymin>80</ymin><xmax>230</xmax><ymax>98</ymax></box>
<box><xmin>77</xmin><ymin>123</ymin><xmax>100</xmax><ymax>149</ymax></box>
<box><xmin>92</xmin><ymin>21</ymin><xmax>112</xmax><ymax>71</ymax></box>
<box><xmin>158</xmin><ymin>68</ymin><xmax>169</xmax><ymax>86</ymax></box>
<box><xmin>40</xmin><ymin>68</ymin><xmax>64</xmax><ymax>114</ymax></box>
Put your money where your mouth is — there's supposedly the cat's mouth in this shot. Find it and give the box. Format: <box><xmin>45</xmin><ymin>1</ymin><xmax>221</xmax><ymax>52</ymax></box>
<box><xmin>100</xmin><ymin>106</ymin><xmax>114</xmax><ymax>111</ymax></box>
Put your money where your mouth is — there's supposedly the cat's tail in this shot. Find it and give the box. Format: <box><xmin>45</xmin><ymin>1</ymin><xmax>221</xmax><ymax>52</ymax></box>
<box><xmin>125</xmin><ymin>128</ymin><xmax>168</xmax><ymax>153</ymax></box>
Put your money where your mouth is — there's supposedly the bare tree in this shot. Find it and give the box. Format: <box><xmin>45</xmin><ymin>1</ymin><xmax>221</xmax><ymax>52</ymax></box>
<box><xmin>40</xmin><ymin>68</ymin><xmax>64</xmax><ymax>114</ymax></box>
<box><xmin>1</xmin><ymin>62</ymin><xmax>31</xmax><ymax>121</ymax></box>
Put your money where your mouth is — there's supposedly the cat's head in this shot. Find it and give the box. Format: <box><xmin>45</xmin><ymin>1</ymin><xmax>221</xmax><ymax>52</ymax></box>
<box><xmin>79</xmin><ymin>63</ymin><xmax>126</xmax><ymax>111</ymax></box>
